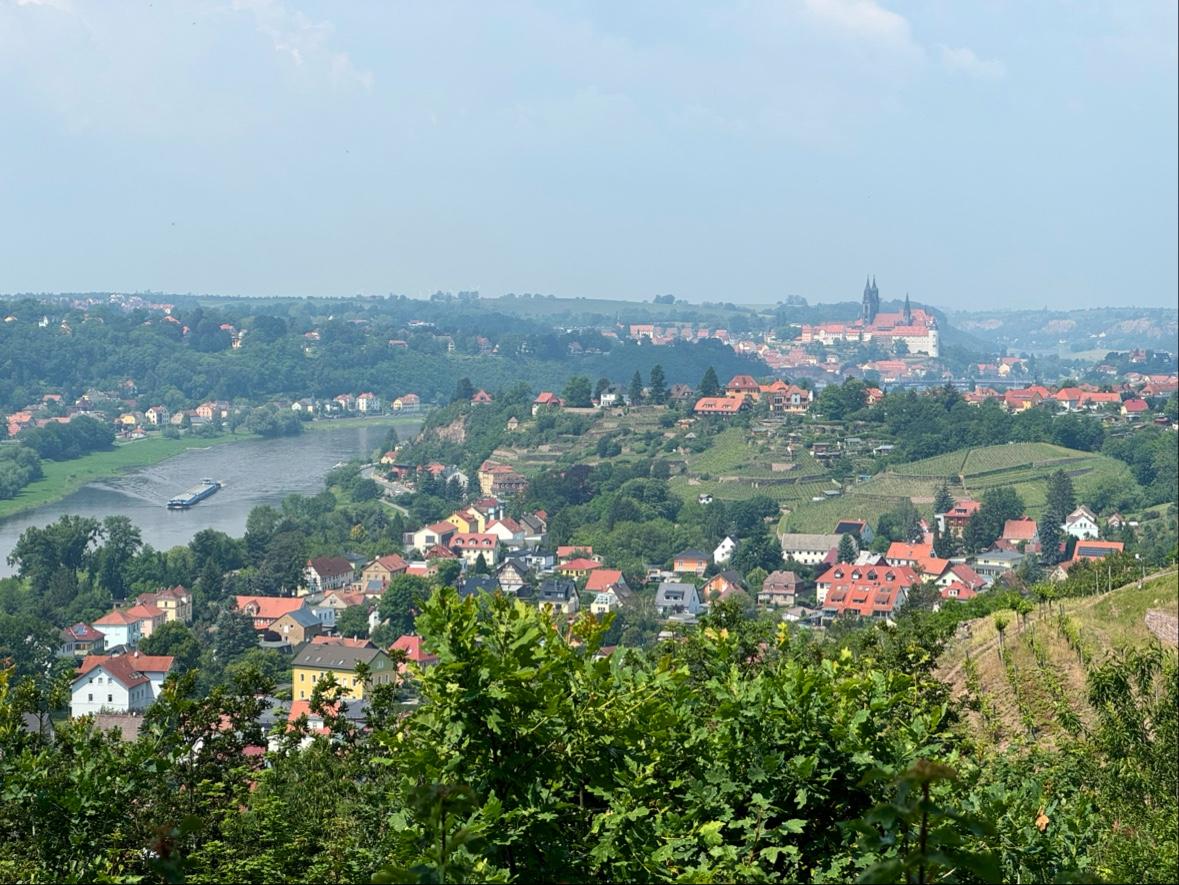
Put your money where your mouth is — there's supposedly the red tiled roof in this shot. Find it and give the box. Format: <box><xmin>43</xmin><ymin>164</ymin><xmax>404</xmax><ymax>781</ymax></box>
<box><xmin>1002</xmin><ymin>517</ymin><xmax>1038</xmax><ymax>541</ymax></box>
<box><xmin>585</xmin><ymin>569</ymin><xmax>624</xmax><ymax>592</ymax></box>
<box><xmin>939</xmin><ymin>583</ymin><xmax>978</xmax><ymax>601</ymax></box>
<box><xmin>94</xmin><ymin>609</ymin><xmax>141</xmax><ymax>626</ymax></box>
<box><xmin>62</xmin><ymin>622</ymin><xmax>104</xmax><ymax>642</ymax></box>
<box><xmin>75</xmin><ymin>654</ymin><xmax>150</xmax><ymax>689</ymax></box>
<box><xmin>120</xmin><ymin>653</ymin><xmax>175</xmax><ymax>673</ymax></box>
<box><xmin>558</xmin><ymin>558</ymin><xmax>601</xmax><ymax>571</ymax></box>
<box><xmin>390</xmin><ymin>634</ymin><xmax>438</xmax><ymax>665</ymax></box>
<box><xmin>449</xmin><ymin>533</ymin><xmax>497</xmax><ymax>549</ymax></box>
<box><xmin>310</xmin><ymin>636</ymin><xmax>374</xmax><ymax>648</ymax></box>
<box><xmin>823</xmin><ymin>585</ymin><xmax>906</xmax><ymax>617</ymax></box>
<box><xmin>946</xmin><ymin>563</ymin><xmax>986</xmax><ymax>590</ymax></box>
<box><xmin>886</xmin><ymin>542</ymin><xmax>933</xmax><ymax>562</ymax></box>
<box><xmin>725</xmin><ymin>374</ymin><xmax>760</xmax><ymax>390</ymax></box>
<box><xmin>373</xmin><ymin>554</ymin><xmax>408</xmax><ymax>572</ymax></box>
<box><xmin>234</xmin><ymin>595</ymin><xmax>307</xmax><ymax>621</ymax></box>
<box><xmin>1072</xmin><ymin>540</ymin><xmax>1125</xmax><ymax>561</ymax></box>
<box><xmin>694</xmin><ymin>396</ymin><xmax>745</xmax><ymax>414</ymax></box>
<box><xmin>945</xmin><ymin>499</ymin><xmax>981</xmax><ymax>519</ymax></box>
<box><xmin>325</xmin><ymin>591</ymin><xmax>367</xmax><ymax>608</ymax></box>
<box><xmin>557</xmin><ymin>545</ymin><xmax>593</xmax><ymax>559</ymax></box>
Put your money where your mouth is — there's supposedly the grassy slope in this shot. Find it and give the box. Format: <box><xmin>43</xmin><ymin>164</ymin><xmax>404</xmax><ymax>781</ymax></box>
<box><xmin>668</xmin><ymin>426</ymin><xmax>834</xmax><ymax>505</ymax></box>
<box><xmin>780</xmin><ymin>442</ymin><xmax>1134</xmax><ymax>533</ymax></box>
<box><xmin>936</xmin><ymin>571</ymin><xmax>1178</xmax><ymax>751</ymax></box>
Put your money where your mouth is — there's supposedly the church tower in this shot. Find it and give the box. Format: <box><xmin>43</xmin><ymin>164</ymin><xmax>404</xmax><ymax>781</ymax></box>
<box><xmin>903</xmin><ymin>292</ymin><xmax>912</xmax><ymax>325</ymax></box>
<box><xmin>861</xmin><ymin>275</ymin><xmax>880</xmax><ymax>324</ymax></box>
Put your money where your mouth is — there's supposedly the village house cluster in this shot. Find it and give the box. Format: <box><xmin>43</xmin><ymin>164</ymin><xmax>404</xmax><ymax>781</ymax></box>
<box><xmin>776</xmin><ymin>498</ymin><xmax>1129</xmax><ymax>625</ymax></box>
<box><xmin>6</xmin><ymin>386</ymin><xmax>424</xmax><ymax>440</ymax></box>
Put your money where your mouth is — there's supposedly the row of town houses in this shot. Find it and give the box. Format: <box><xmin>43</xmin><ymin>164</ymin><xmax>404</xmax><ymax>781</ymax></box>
<box><xmin>6</xmin><ymin>390</ymin><xmax>425</xmax><ymax>439</ymax></box>
<box><xmin>61</xmin><ymin>484</ymin><xmax>1132</xmax><ymax>729</ymax></box>
<box><xmin>778</xmin><ymin>501</ymin><xmax>1127</xmax><ymax>623</ymax></box>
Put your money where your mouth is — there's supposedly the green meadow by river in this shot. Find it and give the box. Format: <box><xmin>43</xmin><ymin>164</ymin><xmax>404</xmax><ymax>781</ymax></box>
<box><xmin>0</xmin><ymin>415</ymin><xmax>418</xmax><ymax>521</ymax></box>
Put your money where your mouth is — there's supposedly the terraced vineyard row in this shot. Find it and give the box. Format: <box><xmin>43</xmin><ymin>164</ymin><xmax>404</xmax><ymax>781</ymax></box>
<box><xmin>937</xmin><ymin>573</ymin><xmax>1178</xmax><ymax>751</ymax></box>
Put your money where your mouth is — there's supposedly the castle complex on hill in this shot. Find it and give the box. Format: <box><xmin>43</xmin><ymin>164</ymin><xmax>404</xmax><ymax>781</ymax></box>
<box><xmin>798</xmin><ymin>276</ymin><xmax>941</xmax><ymax>357</ymax></box>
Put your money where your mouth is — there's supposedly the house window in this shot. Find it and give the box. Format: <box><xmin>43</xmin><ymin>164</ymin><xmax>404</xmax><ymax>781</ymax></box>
<box><xmin>88</xmin><ymin>693</ymin><xmax>93</xmax><ymax>702</ymax></box>
<box><xmin>107</xmin><ymin>694</ymin><xmax>113</xmax><ymax>703</ymax></box>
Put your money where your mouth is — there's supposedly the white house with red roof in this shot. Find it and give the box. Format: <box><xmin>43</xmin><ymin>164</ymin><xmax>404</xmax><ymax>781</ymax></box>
<box><xmin>71</xmin><ymin>652</ymin><xmax>174</xmax><ymax>718</ymax></box>
<box><xmin>92</xmin><ymin>608</ymin><xmax>146</xmax><ymax>649</ymax></box>
<box><xmin>409</xmin><ymin>520</ymin><xmax>457</xmax><ymax>552</ymax></box>
<box><xmin>484</xmin><ymin>517</ymin><xmax>525</xmax><ymax>546</ymax></box>
<box><xmin>586</xmin><ymin>569</ymin><xmax>632</xmax><ymax>614</ymax></box>
<box><xmin>935</xmin><ymin>563</ymin><xmax>986</xmax><ymax>593</ymax></box>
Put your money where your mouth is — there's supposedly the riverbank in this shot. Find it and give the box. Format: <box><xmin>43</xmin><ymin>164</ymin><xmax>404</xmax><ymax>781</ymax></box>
<box><xmin>0</xmin><ymin>434</ymin><xmax>247</xmax><ymax>521</ymax></box>
<box><xmin>0</xmin><ymin>415</ymin><xmax>423</xmax><ymax>522</ymax></box>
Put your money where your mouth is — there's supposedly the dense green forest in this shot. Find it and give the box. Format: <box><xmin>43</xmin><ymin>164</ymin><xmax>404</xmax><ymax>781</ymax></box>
<box><xmin>1</xmin><ymin>575</ymin><xmax>1175</xmax><ymax>883</ymax></box>
<box><xmin>0</xmin><ymin>297</ymin><xmax>766</xmax><ymax>412</ymax></box>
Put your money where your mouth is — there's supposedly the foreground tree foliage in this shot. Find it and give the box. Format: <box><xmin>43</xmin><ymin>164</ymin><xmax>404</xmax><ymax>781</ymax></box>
<box><xmin>0</xmin><ymin>589</ymin><xmax>1175</xmax><ymax>883</ymax></box>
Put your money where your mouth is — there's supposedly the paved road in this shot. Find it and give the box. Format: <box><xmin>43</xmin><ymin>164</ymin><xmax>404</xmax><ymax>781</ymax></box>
<box><xmin>359</xmin><ymin>464</ymin><xmax>410</xmax><ymax>516</ymax></box>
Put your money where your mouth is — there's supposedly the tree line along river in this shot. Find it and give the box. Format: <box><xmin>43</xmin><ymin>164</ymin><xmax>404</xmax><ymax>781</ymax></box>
<box><xmin>0</xmin><ymin>421</ymin><xmax>420</xmax><ymax>577</ymax></box>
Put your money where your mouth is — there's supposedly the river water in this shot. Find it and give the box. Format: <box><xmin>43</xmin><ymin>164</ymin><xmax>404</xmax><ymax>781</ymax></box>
<box><xmin>0</xmin><ymin>421</ymin><xmax>419</xmax><ymax>577</ymax></box>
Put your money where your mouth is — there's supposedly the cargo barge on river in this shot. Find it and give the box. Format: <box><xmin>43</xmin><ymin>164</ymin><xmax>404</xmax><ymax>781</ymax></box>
<box><xmin>167</xmin><ymin>479</ymin><xmax>222</xmax><ymax>509</ymax></box>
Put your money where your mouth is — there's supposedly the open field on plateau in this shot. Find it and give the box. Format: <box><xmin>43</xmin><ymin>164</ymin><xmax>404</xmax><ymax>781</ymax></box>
<box><xmin>780</xmin><ymin>442</ymin><xmax>1136</xmax><ymax>533</ymax></box>
<box><xmin>937</xmin><ymin>571</ymin><xmax>1178</xmax><ymax>752</ymax></box>
<box><xmin>668</xmin><ymin>426</ymin><xmax>833</xmax><ymax>505</ymax></box>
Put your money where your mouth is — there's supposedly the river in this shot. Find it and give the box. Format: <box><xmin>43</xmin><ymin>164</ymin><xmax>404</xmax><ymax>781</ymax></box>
<box><xmin>0</xmin><ymin>421</ymin><xmax>420</xmax><ymax>576</ymax></box>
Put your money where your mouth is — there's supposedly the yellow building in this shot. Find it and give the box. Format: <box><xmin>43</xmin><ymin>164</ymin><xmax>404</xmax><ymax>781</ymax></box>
<box><xmin>134</xmin><ymin>586</ymin><xmax>193</xmax><ymax>624</ymax></box>
<box><xmin>446</xmin><ymin>508</ymin><xmax>486</xmax><ymax>534</ymax></box>
<box><xmin>291</xmin><ymin>645</ymin><xmax>396</xmax><ymax>700</ymax></box>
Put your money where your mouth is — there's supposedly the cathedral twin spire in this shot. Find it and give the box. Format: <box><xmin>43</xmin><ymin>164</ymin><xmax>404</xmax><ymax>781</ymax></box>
<box><xmin>861</xmin><ymin>275</ymin><xmax>880</xmax><ymax>324</ymax></box>
<box><xmin>861</xmin><ymin>275</ymin><xmax>913</xmax><ymax>325</ymax></box>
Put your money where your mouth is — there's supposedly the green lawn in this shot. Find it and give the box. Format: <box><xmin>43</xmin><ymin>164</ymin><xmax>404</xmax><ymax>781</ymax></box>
<box><xmin>779</xmin><ymin>442</ymin><xmax>1139</xmax><ymax>533</ymax></box>
<box><xmin>0</xmin><ymin>414</ymin><xmax>428</xmax><ymax>521</ymax></box>
<box><xmin>0</xmin><ymin>434</ymin><xmax>247</xmax><ymax>519</ymax></box>
<box><xmin>689</xmin><ymin>428</ymin><xmax>763</xmax><ymax>475</ymax></box>
<box><xmin>1066</xmin><ymin>570</ymin><xmax>1178</xmax><ymax>649</ymax></box>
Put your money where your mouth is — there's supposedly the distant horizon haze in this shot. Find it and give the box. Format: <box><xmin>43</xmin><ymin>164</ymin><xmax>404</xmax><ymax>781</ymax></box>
<box><xmin>0</xmin><ymin>1</ymin><xmax>1174</xmax><ymax>309</ymax></box>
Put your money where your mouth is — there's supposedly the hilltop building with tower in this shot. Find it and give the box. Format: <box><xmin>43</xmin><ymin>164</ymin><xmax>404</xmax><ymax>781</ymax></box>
<box><xmin>798</xmin><ymin>276</ymin><xmax>940</xmax><ymax>357</ymax></box>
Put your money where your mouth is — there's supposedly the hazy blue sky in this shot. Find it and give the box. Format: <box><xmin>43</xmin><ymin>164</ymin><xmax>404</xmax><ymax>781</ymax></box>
<box><xmin>1</xmin><ymin>1</ymin><xmax>1175</xmax><ymax>309</ymax></box>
